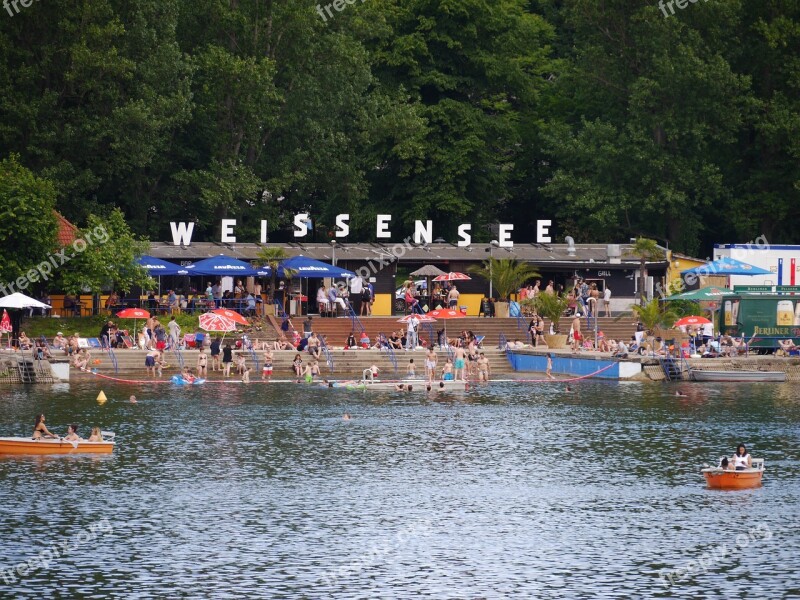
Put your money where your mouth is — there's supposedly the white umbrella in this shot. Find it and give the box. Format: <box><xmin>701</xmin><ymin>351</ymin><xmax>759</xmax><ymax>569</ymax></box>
<box><xmin>0</xmin><ymin>292</ymin><xmax>51</xmax><ymax>310</ymax></box>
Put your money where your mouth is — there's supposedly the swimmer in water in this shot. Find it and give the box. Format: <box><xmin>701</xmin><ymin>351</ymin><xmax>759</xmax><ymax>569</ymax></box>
<box><xmin>343</xmin><ymin>413</ymin><xmax>351</xmax><ymax>421</ymax></box>
<box><xmin>395</xmin><ymin>383</ymin><xmax>406</xmax><ymax>391</ymax></box>
<box><xmin>675</xmin><ymin>390</ymin><xmax>687</xmax><ymax>397</ymax></box>
<box><xmin>130</xmin><ymin>395</ymin><xmax>137</xmax><ymax>403</ymax></box>
<box><xmin>565</xmin><ymin>385</ymin><xmax>573</xmax><ymax>393</ymax></box>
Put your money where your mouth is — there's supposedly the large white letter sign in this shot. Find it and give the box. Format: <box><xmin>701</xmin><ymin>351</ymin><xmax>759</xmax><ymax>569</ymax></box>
<box><xmin>376</xmin><ymin>215</ymin><xmax>392</xmax><ymax>239</ymax></box>
<box><xmin>335</xmin><ymin>214</ymin><xmax>350</xmax><ymax>238</ymax></box>
<box><xmin>537</xmin><ymin>220</ymin><xmax>552</xmax><ymax>243</ymax></box>
<box><xmin>170</xmin><ymin>222</ymin><xmax>195</xmax><ymax>246</ymax></box>
<box><xmin>498</xmin><ymin>224</ymin><xmax>514</xmax><ymax>248</ymax></box>
<box><xmin>221</xmin><ymin>219</ymin><xmax>237</xmax><ymax>243</ymax></box>
<box><xmin>293</xmin><ymin>213</ymin><xmax>310</xmax><ymax>238</ymax></box>
<box><xmin>457</xmin><ymin>224</ymin><xmax>472</xmax><ymax>247</ymax></box>
<box><xmin>414</xmin><ymin>220</ymin><xmax>433</xmax><ymax>244</ymax></box>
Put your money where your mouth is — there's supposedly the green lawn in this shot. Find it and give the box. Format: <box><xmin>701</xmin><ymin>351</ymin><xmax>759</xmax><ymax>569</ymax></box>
<box><xmin>21</xmin><ymin>314</ymin><xmax>202</xmax><ymax>340</ymax></box>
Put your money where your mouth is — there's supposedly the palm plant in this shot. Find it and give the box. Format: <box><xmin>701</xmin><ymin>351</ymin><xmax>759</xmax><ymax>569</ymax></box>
<box><xmin>627</xmin><ymin>238</ymin><xmax>664</xmax><ymax>304</ymax></box>
<box><xmin>630</xmin><ymin>298</ymin><xmax>679</xmax><ymax>333</ymax></box>
<box><xmin>255</xmin><ymin>247</ymin><xmax>289</xmax><ymax>306</ymax></box>
<box><xmin>530</xmin><ymin>292</ymin><xmax>569</xmax><ymax>333</ymax></box>
<box><xmin>467</xmin><ymin>258</ymin><xmax>541</xmax><ymax>301</ymax></box>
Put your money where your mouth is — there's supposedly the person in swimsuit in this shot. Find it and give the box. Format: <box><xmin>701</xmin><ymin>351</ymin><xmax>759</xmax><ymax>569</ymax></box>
<box><xmin>292</xmin><ymin>354</ymin><xmax>303</xmax><ymax>381</ymax></box>
<box><xmin>477</xmin><ymin>353</ymin><xmax>490</xmax><ymax>382</ymax></box>
<box><xmin>545</xmin><ymin>353</ymin><xmax>555</xmax><ymax>380</ymax></box>
<box><xmin>87</xmin><ymin>427</ymin><xmax>103</xmax><ymax>442</ymax></box>
<box><xmin>32</xmin><ymin>414</ymin><xmax>58</xmax><ymax>439</ymax></box>
<box><xmin>453</xmin><ymin>347</ymin><xmax>466</xmax><ymax>381</ymax></box>
<box><xmin>407</xmin><ymin>359</ymin><xmax>416</xmax><ymax>378</ymax></box>
<box><xmin>441</xmin><ymin>358</ymin><xmax>454</xmax><ymax>381</ymax></box>
<box><xmin>262</xmin><ymin>349</ymin><xmax>273</xmax><ymax>381</ymax></box>
<box><xmin>182</xmin><ymin>367</ymin><xmax>195</xmax><ymax>383</ymax></box>
<box><xmin>197</xmin><ymin>349</ymin><xmax>208</xmax><ymax>378</ymax></box>
<box><xmin>425</xmin><ymin>348</ymin><xmax>437</xmax><ymax>383</ymax></box>
<box><xmin>63</xmin><ymin>424</ymin><xmax>82</xmax><ymax>442</ymax></box>
<box><xmin>242</xmin><ymin>366</ymin><xmax>251</xmax><ymax>383</ymax></box>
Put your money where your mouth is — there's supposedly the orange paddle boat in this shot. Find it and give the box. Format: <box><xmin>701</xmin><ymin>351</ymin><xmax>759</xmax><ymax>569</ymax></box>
<box><xmin>702</xmin><ymin>458</ymin><xmax>764</xmax><ymax>489</ymax></box>
<box><xmin>0</xmin><ymin>434</ymin><xmax>115</xmax><ymax>456</ymax></box>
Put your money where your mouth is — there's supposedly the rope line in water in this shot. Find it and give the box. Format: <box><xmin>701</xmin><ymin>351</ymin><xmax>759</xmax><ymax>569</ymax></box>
<box><xmin>85</xmin><ymin>362</ymin><xmax>617</xmax><ymax>386</ymax></box>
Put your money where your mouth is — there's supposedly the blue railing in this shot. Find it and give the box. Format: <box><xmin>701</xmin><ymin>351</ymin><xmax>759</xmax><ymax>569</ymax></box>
<box><xmin>320</xmin><ymin>336</ymin><xmax>335</xmax><ymax>372</ymax></box>
<box><xmin>244</xmin><ymin>336</ymin><xmax>260</xmax><ymax>372</ymax></box>
<box><xmin>377</xmin><ymin>333</ymin><xmax>398</xmax><ymax>373</ymax></box>
<box><xmin>102</xmin><ymin>335</ymin><xmax>119</xmax><ymax>374</ymax></box>
<box><xmin>173</xmin><ymin>346</ymin><xmax>185</xmax><ymax>371</ymax></box>
<box><xmin>346</xmin><ymin>301</ymin><xmax>366</xmax><ymax>334</ymax></box>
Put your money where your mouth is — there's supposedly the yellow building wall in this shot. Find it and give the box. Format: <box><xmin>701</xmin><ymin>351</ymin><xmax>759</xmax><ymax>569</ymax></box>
<box><xmin>372</xmin><ymin>294</ymin><xmax>393</xmax><ymax>316</ymax></box>
<box><xmin>667</xmin><ymin>254</ymin><xmax>708</xmax><ymax>290</ymax></box>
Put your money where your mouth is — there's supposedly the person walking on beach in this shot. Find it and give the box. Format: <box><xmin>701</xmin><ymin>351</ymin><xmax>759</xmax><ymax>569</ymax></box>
<box><xmin>222</xmin><ymin>343</ymin><xmax>233</xmax><ymax>378</ymax></box>
<box><xmin>425</xmin><ymin>347</ymin><xmax>437</xmax><ymax>383</ymax></box>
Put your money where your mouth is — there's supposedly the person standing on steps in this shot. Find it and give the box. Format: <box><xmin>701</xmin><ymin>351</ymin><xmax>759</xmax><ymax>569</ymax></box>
<box><xmin>222</xmin><ymin>342</ymin><xmax>233</xmax><ymax>378</ymax></box>
<box><xmin>406</xmin><ymin>315</ymin><xmax>419</xmax><ymax>351</ymax></box>
<box><xmin>425</xmin><ymin>347</ymin><xmax>438</xmax><ymax>383</ymax></box>
<box><xmin>603</xmin><ymin>285</ymin><xmax>612</xmax><ymax>317</ymax></box>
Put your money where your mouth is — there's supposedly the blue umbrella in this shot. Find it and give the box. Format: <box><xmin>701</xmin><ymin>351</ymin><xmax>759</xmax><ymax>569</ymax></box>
<box><xmin>681</xmin><ymin>256</ymin><xmax>771</xmax><ymax>276</ymax></box>
<box><xmin>184</xmin><ymin>254</ymin><xmax>262</xmax><ymax>276</ymax></box>
<box><xmin>276</xmin><ymin>255</ymin><xmax>356</xmax><ymax>279</ymax></box>
<box><xmin>136</xmin><ymin>255</ymin><xmax>186</xmax><ymax>276</ymax></box>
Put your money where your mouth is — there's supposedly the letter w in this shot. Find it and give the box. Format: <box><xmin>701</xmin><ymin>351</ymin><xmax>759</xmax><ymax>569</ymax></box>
<box><xmin>170</xmin><ymin>222</ymin><xmax>195</xmax><ymax>246</ymax></box>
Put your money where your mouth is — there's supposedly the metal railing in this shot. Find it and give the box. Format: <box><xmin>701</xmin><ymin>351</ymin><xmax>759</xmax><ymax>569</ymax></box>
<box><xmin>377</xmin><ymin>333</ymin><xmax>398</xmax><ymax>373</ymax></box>
<box><xmin>102</xmin><ymin>335</ymin><xmax>119</xmax><ymax>374</ymax></box>
<box><xmin>320</xmin><ymin>336</ymin><xmax>335</xmax><ymax>373</ymax></box>
<box><xmin>346</xmin><ymin>300</ymin><xmax>366</xmax><ymax>334</ymax></box>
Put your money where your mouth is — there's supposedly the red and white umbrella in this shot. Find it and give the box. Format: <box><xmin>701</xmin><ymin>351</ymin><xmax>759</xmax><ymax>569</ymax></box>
<box><xmin>116</xmin><ymin>308</ymin><xmax>150</xmax><ymax>319</ymax></box>
<box><xmin>427</xmin><ymin>308</ymin><xmax>466</xmax><ymax>343</ymax></box>
<box><xmin>212</xmin><ymin>308</ymin><xmax>250</xmax><ymax>326</ymax></box>
<box><xmin>0</xmin><ymin>310</ymin><xmax>11</xmax><ymax>333</ymax></box>
<box><xmin>433</xmin><ymin>272</ymin><xmax>471</xmax><ymax>282</ymax></box>
<box><xmin>674</xmin><ymin>315</ymin><xmax>711</xmax><ymax>327</ymax></box>
<box><xmin>396</xmin><ymin>314</ymin><xmax>437</xmax><ymax>323</ymax></box>
<box><xmin>199</xmin><ymin>312</ymin><xmax>238</xmax><ymax>332</ymax></box>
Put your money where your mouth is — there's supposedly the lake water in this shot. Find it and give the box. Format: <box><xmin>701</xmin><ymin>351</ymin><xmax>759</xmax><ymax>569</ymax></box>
<box><xmin>1</xmin><ymin>379</ymin><xmax>798</xmax><ymax>598</ymax></box>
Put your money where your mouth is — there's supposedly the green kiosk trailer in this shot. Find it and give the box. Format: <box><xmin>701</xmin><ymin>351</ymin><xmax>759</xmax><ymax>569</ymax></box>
<box><xmin>718</xmin><ymin>285</ymin><xmax>800</xmax><ymax>350</ymax></box>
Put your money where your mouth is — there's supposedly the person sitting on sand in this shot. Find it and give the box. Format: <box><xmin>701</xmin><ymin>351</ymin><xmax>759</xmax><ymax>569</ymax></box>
<box><xmin>62</xmin><ymin>424</ymin><xmax>82</xmax><ymax>442</ymax></box>
<box><xmin>87</xmin><ymin>427</ymin><xmax>103</xmax><ymax>442</ymax></box>
<box><xmin>32</xmin><ymin>414</ymin><xmax>58</xmax><ymax>439</ymax></box>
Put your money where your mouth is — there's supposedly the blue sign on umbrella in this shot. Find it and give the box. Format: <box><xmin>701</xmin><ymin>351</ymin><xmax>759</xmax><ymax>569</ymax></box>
<box><xmin>276</xmin><ymin>255</ymin><xmax>356</xmax><ymax>278</ymax></box>
<box><xmin>136</xmin><ymin>255</ymin><xmax>186</xmax><ymax>276</ymax></box>
<box><xmin>681</xmin><ymin>256</ymin><xmax>771</xmax><ymax>276</ymax></box>
<box><xmin>184</xmin><ymin>254</ymin><xmax>262</xmax><ymax>276</ymax></box>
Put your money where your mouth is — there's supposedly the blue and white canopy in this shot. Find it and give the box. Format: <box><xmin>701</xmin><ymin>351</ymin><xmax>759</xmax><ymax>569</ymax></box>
<box><xmin>681</xmin><ymin>256</ymin><xmax>771</xmax><ymax>277</ymax></box>
<box><xmin>136</xmin><ymin>255</ymin><xmax>186</xmax><ymax>276</ymax></box>
<box><xmin>184</xmin><ymin>254</ymin><xmax>262</xmax><ymax>276</ymax></box>
<box><xmin>276</xmin><ymin>255</ymin><xmax>356</xmax><ymax>278</ymax></box>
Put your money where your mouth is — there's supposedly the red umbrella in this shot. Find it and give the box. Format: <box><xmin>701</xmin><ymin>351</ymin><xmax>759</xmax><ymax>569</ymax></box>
<box><xmin>212</xmin><ymin>308</ymin><xmax>250</xmax><ymax>326</ymax></box>
<box><xmin>116</xmin><ymin>308</ymin><xmax>150</xmax><ymax>319</ymax></box>
<box><xmin>433</xmin><ymin>272</ymin><xmax>472</xmax><ymax>282</ymax></box>
<box><xmin>674</xmin><ymin>315</ymin><xmax>711</xmax><ymax>327</ymax></box>
<box><xmin>0</xmin><ymin>310</ymin><xmax>11</xmax><ymax>333</ymax></box>
<box><xmin>199</xmin><ymin>312</ymin><xmax>238</xmax><ymax>332</ymax></box>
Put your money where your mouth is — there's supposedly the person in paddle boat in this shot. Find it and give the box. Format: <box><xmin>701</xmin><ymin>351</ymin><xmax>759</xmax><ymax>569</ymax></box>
<box><xmin>719</xmin><ymin>457</ymin><xmax>733</xmax><ymax>471</ymax></box>
<box><xmin>32</xmin><ymin>414</ymin><xmax>58</xmax><ymax>440</ymax></box>
<box><xmin>88</xmin><ymin>427</ymin><xmax>103</xmax><ymax>442</ymax></box>
<box><xmin>732</xmin><ymin>443</ymin><xmax>752</xmax><ymax>470</ymax></box>
<box><xmin>62</xmin><ymin>424</ymin><xmax>82</xmax><ymax>442</ymax></box>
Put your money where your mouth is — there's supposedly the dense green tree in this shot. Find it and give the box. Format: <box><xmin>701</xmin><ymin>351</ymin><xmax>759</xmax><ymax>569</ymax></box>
<box><xmin>0</xmin><ymin>155</ymin><xmax>58</xmax><ymax>291</ymax></box>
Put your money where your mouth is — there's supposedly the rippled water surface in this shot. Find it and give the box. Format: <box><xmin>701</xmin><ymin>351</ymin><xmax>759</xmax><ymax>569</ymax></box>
<box><xmin>1</xmin><ymin>379</ymin><xmax>799</xmax><ymax>599</ymax></box>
